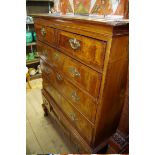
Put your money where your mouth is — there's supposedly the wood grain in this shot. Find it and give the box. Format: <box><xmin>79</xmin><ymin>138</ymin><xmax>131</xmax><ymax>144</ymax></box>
<box><xmin>58</xmin><ymin>30</ymin><xmax>106</xmax><ymax>71</ymax></box>
<box><xmin>26</xmin><ymin>118</ymin><xmax>43</xmax><ymax>153</ymax></box>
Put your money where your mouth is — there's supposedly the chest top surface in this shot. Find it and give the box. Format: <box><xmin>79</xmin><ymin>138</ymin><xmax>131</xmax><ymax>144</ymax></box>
<box><xmin>31</xmin><ymin>13</ymin><xmax>129</xmax><ymax>26</ymax></box>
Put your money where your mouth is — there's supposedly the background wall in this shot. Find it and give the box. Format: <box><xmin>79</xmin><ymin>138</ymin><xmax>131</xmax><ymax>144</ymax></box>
<box><xmin>56</xmin><ymin>0</ymin><xmax>129</xmax><ymax>18</ymax></box>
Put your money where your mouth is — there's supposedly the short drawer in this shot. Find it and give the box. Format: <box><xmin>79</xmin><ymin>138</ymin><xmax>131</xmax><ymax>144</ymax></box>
<box><xmin>40</xmin><ymin>59</ymin><xmax>97</xmax><ymax>124</ymax></box>
<box><xmin>35</xmin><ymin>24</ymin><xmax>56</xmax><ymax>46</ymax></box>
<box><xmin>58</xmin><ymin>30</ymin><xmax>106</xmax><ymax>71</ymax></box>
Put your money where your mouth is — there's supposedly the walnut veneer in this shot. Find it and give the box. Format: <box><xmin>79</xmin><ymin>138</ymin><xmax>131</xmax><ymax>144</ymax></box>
<box><xmin>33</xmin><ymin>13</ymin><xmax>129</xmax><ymax>153</ymax></box>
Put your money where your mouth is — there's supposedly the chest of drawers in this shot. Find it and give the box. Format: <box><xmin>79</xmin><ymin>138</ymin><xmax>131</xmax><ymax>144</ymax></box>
<box><xmin>33</xmin><ymin>14</ymin><xmax>129</xmax><ymax>153</ymax></box>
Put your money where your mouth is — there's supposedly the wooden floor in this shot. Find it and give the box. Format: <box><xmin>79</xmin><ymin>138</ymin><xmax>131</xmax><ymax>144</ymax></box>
<box><xmin>26</xmin><ymin>78</ymin><xmax>77</xmax><ymax>154</ymax></box>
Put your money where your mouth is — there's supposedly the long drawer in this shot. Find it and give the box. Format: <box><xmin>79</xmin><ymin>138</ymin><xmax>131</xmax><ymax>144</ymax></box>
<box><xmin>41</xmin><ymin>59</ymin><xmax>97</xmax><ymax>124</ymax></box>
<box><xmin>37</xmin><ymin>41</ymin><xmax>101</xmax><ymax>98</ymax></box>
<box><xmin>58</xmin><ymin>30</ymin><xmax>106</xmax><ymax>71</ymax></box>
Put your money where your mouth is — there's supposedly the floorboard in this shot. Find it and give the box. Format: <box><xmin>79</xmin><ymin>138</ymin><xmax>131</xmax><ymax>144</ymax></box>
<box><xmin>26</xmin><ymin>118</ymin><xmax>43</xmax><ymax>154</ymax></box>
<box><xmin>26</xmin><ymin>78</ymin><xmax>77</xmax><ymax>154</ymax></box>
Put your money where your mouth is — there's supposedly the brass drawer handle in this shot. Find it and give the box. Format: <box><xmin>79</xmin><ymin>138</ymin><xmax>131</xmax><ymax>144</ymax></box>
<box><xmin>41</xmin><ymin>27</ymin><xmax>46</xmax><ymax>37</ymax></box>
<box><xmin>70</xmin><ymin>113</ymin><xmax>78</xmax><ymax>121</ymax></box>
<box><xmin>53</xmin><ymin>53</ymin><xmax>59</xmax><ymax>61</ymax></box>
<box><xmin>71</xmin><ymin>91</ymin><xmax>80</xmax><ymax>102</ymax></box>
<box><xmin>69</xmin><ymin>38</ymin><xmax>80</xmax><ymax>50</ymax></box>
<box><xmin>68</xmin><ymin>67</ymin><xmax>80</xmax><ymax>77</ymax></box>
<box><xmin>56</xmin><ymin>73</ymin><xmax>63</xmax><ymax>81</ymax></box>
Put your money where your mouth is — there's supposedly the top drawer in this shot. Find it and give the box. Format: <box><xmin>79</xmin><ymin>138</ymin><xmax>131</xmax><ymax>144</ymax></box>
<box><xmin>35</xmin><ymin>24</ymin><xmax>56</xmax><ymax>46</ymax></box>
<box><xmin>58</xmin><ymin>31</ymin><xmax>106</xmax><ymax>71</ymax></box>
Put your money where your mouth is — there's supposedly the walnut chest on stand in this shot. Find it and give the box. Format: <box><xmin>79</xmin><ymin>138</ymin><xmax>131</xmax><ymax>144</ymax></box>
<box><xmin>33</xmin><ymin>14</ymin><xmax>129</xmax><ymax>153</ymax></box>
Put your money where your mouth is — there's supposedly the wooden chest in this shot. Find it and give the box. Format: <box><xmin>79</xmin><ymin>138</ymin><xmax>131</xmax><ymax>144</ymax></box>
<box><xmin>33</xmin><ymin>14</ymin><xmax>129</xmax><ymax>153</ymax></box>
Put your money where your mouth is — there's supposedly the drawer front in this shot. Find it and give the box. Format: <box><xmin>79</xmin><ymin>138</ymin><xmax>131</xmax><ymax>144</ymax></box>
<box><xmin>61</xmin><ymin>95</ymin><xmax>93</xmax><ymax>144</ymax></box>
<box><xmin>37</xmin><ymin>41</ymin><xmax>65</xmax><ymax>71</ymax></box>
<box><xmin>38</xmin><ymin>41</ymin><xmax>101</xmax><ymax>98</ymax></box>
<box><xmin>35</xmin><ymin>24</ymin><xmax>56</xmax><ymax>45</ymax></box>
<box><xmin>58</xmin><ymin>30</ymin><xmax>106</xmax><ymax>70</ymax></box>
<box><xmin>40</xmin><ymin>59</ymin><xmax>64</xmax><ymax>91</ymax></box>
<box><xmin>63</xmin><ymin>56</ymin><xmax>101</xmax><ymax>98</ymax></box>
<box><xmin>40</xmin><ymin>59</ymin><xmax>97</xmax><ymax>124</ymax></box>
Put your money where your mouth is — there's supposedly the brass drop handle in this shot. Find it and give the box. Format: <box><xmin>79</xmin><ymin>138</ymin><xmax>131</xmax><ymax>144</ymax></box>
<box><xmin>41</xmin><ymin>27</ymin><xmax>46</xmax><ymax>37</ymax></box>
<box><xmin>70</xmin><ymin>113</ymin><xmax>78</xmax><ymax>121</ymax></box>
<box><xmin>56</xmin><ymin>73</ymin><xmax>63</xmax><ymax>81</ymax></box>
<box><xmin>69</xmin><ymin>38</ymin><xmax>80</xmax><ymax>50</ymax></box>
<box><xmin>53</xmin><ymin>53</ymin><xmax>59</xmax><ymax>61</ymax></box>
<box><xmin>71</xmin><ymin>91</ymin><xmax>80</xmax><ymax>102</ymax></box>
<box><xmin>68</xmin><ymin>67</ymin><xmax>80</xmax><ymax>77</ymax></box>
